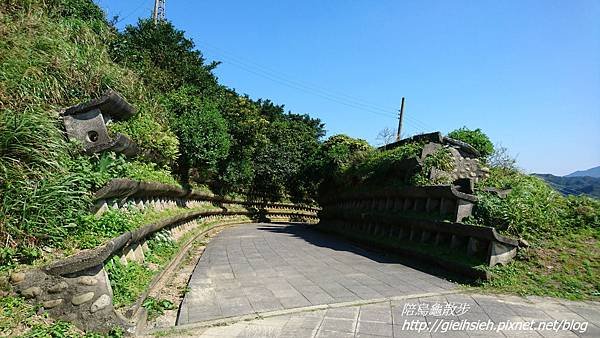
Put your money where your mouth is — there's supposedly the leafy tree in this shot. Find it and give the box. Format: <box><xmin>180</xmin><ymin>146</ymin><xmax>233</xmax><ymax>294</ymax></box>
<box><xmin>162</xmin><ymin>86</ymin><xmax>230</xmax><ymax>184</ymax></box>
<box><xmin>212</xmin><ymin>93</ymin><xmax>268</xmax><ymax>194</ymax></box>
<box><xmin>111</xmin><ymin>19</ymin><xmax>219</xmax><ymax>94</ymax></box>
<box><xmin>447</xmin><ymin>127</ymin><xmax>494</xmax><ymax>158</ymax></box>
<box><xmin>319</xmin><ymin>134</ymin><xmax>372</xmax><ymax>176</ymax></box>
<box><xmin>251</xmin><ymin>109</ymin><xmax>324</xmax><ymax>201</ymax></box>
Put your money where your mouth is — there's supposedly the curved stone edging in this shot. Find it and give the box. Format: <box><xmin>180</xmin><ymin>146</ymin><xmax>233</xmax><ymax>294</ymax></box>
<box><xmin>129</xmin><ymin>218</ymin><xmax>254</xmax><ymax>333</ymax></box>
<box><xmin>93</xmin><ymin>179</ymin><xmax>321</xmax><ymax>213</ymax></box>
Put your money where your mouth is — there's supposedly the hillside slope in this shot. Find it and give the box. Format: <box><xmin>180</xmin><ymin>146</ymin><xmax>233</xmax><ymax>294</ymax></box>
<box><xmin>566</xmin><ymin>165</ymin><xmax>600</xmax><ymax>178</ymax></box>
<box><xmin>534</xmin><ymin>174</ymin><xmax>600</xmax><ymax>198</ymax></box>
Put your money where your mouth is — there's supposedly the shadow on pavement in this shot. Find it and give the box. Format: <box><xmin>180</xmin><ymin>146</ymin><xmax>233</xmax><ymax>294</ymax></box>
<box><xmin>257</xmin><ymin>222</ymin><xmax>476</xmax><ymax>285</ymax></box>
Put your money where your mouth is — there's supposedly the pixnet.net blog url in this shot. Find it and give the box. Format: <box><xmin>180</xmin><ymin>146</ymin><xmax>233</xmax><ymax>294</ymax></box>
<box><xmin>399</xmin><ymin>319</ymin><xmax>589</xmax><ymax>334</ymax></box>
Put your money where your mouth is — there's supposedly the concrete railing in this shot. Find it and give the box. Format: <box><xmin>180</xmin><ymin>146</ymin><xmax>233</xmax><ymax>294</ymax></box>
<box><xmin>93</xmin><ymin>178</ymin><xmax>321</xmax><ymax>216</ymax></box>
<box><xmin>320</xmin><ymin>185</ymin><xmax>477</xmax><ymax>222</ymax></box>
<box><xmin>318</xmin><ymin>185</ymin><xmax>518</xmax><ymax>279</ymax></box>
<box><xmin>10</xmin><ymin>179</ymin><xmax>319</xmax><ymax>334</ymax></box>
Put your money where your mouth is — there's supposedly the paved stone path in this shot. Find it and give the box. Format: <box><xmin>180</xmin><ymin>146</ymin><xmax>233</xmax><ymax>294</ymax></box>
<box><xmin>168</xmin><ymin>293</ymin><xmax>600</xmax><ymax>337</ymax></box>
<box><xmin>173</xmin><ymin>223</ymin><xmax>600</xmax><ymax>337</ymax></box>
<box><xmin>178</xmin><ymin>223</ymin><xmax>457</xmax><ymax>325</ymax></box>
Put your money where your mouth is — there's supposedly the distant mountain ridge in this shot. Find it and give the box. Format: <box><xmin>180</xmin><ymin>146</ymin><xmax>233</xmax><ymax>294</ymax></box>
<box><xmin>566</xmin><ymin>166</ymin><xmax>600</xmax><ymax>178</ymax></box>
<box><xmin>534</xmin><ymin>173</ymin><xmax>600</xmax><ymax>198</ymax></box>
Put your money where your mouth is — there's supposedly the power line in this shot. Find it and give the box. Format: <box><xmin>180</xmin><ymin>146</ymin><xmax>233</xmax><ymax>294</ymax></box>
<box><xmin>205</xmin><ymin>47</ymin><xmax>429</xmax><ymax>134</ymax></box>
<box><xmin>199</xmin><ymin>42</ymin><xmax>435</xmax><ymax>134</ymax></box>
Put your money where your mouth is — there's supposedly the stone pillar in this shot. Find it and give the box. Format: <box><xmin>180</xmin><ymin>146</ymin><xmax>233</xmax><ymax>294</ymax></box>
<box><xmin>455</xmin><ymin>200</ymin><xmax>474</xmax><ymax>222</ymax></box>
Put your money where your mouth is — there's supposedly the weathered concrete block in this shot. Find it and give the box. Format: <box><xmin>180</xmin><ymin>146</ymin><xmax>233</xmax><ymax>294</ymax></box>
<box><xmin>450</xmin><ymin>235</ymin><xmax>466</xmax><ymax>250</ymax></box>
<box><xmin>434</xmin><ymin>232</ymin><xmax>449</xmax><ymax>246</ymax></box>
<box><xmin>467</xmin><ymin>237</ymin><xmax>486</xmax><ymax>256</ymax></box>
<box><xmin>420</xmin><ymin>231</ymin><xmax>432</xmax><ymax>243</ymax></box>
<box><xmin>456</xmin><ymin>199</ymin><xmax>474</xmax><ymax>222</ymax></box>
<box><xmin>63</xmin><ymin>109</ymin><xmax>111</xmax><ymax>151</ymax></box>
<box><xmin>489</xmin><ymin>241</ymin><xmax>518</xmax><ymax>266</ymax></box>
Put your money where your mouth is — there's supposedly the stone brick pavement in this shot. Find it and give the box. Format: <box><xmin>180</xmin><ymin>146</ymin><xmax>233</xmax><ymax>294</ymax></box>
<box><xmin>178</xmin><ymin>223</ymin><xmax>457</xmax><ymax>325</ymax></box>
<box><xmin>172</xmin><ymin>223</ymin><xmax>600</xmax><ymax>337</ymax></box>
<box><xmin>167</xmin><ymin>292</ymin><xmax>600</xmax><ymax>337</ymax></box>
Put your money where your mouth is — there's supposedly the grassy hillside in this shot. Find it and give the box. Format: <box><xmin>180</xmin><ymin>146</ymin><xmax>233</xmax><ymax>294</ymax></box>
<box><xmin>0</xmin><ymin>0</ymin><xmax>179</xmax><ymax>268</ymax></box>
<box><xmin>469</xmin><ymin>168</ymin><xmax>600</xmax><ymax>300</ymax></box>
<box><xmin>0</xmin><ymin>0</ymin><xmax>324</xmax><ymax>270</ymax></box>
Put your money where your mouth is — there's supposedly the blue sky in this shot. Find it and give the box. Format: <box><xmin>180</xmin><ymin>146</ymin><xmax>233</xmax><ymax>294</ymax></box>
<box><xmin>95</xmin><ymin>0</ymin><xmax>599</xmax><ymax>176</ymax></box>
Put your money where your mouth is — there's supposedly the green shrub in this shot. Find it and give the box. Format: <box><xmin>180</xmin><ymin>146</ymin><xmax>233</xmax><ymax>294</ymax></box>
<box><xmin>67</xmin><ymin>152</ymin><xmax>179</xmax><ymax>192</ymax></box>
<box><xmin>111</xmin><ymin>19</ymin><xmax>219</xmax><ymax>94</ymax></box>
<box><xmin>331</xmin><ymin>141</ymin><xmax>422</xmax><ymax>191</ymax></box>
<box><xmin>75</xmin><ymin>208</ymin><xmax>142</xmax><ymax>249</ymax></box>
<box><xmin>109</xmin><ymin>112</ymin><xmax>179</xmax><ymax>166</ymax></box>
<box><xmin>145</xmin><ymin>231</ymin><xmax>178</xmax><ymax>265</ymax></box>
<box><xmin>448</xmin><ymin>127</ymin><xmax>494</xmax><ymax>158</ymax></box>
<box><xmin>0</xmin><ymin>1</ymin><xmax>182</xmax><ymax>268</ymax></box>
<box><xmin>470</xmin><ymin>167</ymin><xmax>600</xmax><ymax>241</ymax></box>
<box><xmin>162</xmin><ymin>86</ymin><xmax>230</xmax><ymax>181</ymax></box>
<box><xmin>412</xmin><ymin>147</ymin><xmax>455</xmax><ymax>185</ymax></box>
<box><xmin>142</xmin><ymin>297</ymin><xmax>174</xmax><ymax>321</ymax></box>
<box><xmin>105</xmin><ymin>257</ymin><xmax>153</xmax><ymax>308</ymax></box>
<box><xmin>0</xmin><ymin>109</ymin><xmax>90</xmax><ymax>268</ymax></box>
<box><xmin>318</xmin><ymin>135</ymin><xmax>373</xmax><ymax>179</ymax></box>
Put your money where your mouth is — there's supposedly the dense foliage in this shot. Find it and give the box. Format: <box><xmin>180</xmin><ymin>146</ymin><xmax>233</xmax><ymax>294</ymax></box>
<box><xmin>469</xmin><ymin>167</ymin><xmax>600</xmax><ymax>241</ymax></box>
<box><xmin>448</xmin><ymin>126</ymin><xmax>494</xmax><ymax>158</ymax></box>
<box><xmin>472</xmin><ymin>167</ymin><xmax>600</xmax><ymax>300</ymax></box>
<box><xmin>315</xmin><ymin>138</ymin><xmax>456</xmax><ymax>197</ymax></box>
<box><xmin>0</xmin><ymin>0</ymin><xmax>324</xmax><ymax>268</ymax></box>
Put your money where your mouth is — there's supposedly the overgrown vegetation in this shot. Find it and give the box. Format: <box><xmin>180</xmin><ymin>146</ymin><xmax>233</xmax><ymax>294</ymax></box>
<box><xmin>0</xmin><ymin>295</ymin><xmax>124</xmax><ymax>337</ymax></box>
<box><xmin>447</xmin><ymin>126</ymin><xmax>494</xmax><ymax>158</ymax></box>
<box><xmin>465</xmin><ymin>150</ymin><xmax>600</xmax><ymax>300</ymax></box>
<box><xmin>104</xmin><ymin>228</ymin><xmax>181</xmax><ymax>308</ymax></box>
<box><xmin>481</xmin><ymin>227</ymin><xmax>599</xmax><ymax>300</ymax></box>
<box><xmin>315</xmin><ymin>127</ymin><xmax>599</xmax><ymax>301</ymax></box>
<box><xmin>0</xmin><ymin>0</ymin><xmax>324</xmax><ymax>268</ymax></box>
<box><xmin>468</xmin><ymin>167</ymin><xmax>599</xmax><ymax>241</ymax></box>
<box><xmin>142</xmin><ymin>297</ymin><xmax>174</xmax><ymax>321</ymax></box>
<box><xmin>106</xmin><ymin>257</ymin><xmax>154</xmax><ymax>308</ymax></box>
<box><xmin>314</xmin><ymin>137</ymin><xmax>456</xmax><ymax>198</ymax></box>
<box><xmin>1</xmin><ymin>3</ymin><xmax>598</xmax><ymax>335</ymax></box>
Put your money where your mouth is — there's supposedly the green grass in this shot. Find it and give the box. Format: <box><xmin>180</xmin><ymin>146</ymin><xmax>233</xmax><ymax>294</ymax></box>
<box><xmin>142</xmin><ymin>297</ymin><xmax>174</xmax><ymax>321</ymax></box>
<box><xmin>73</xmin><ymin>203</ymin><xmax>222</xmax><ymax>250</ymax></box>
<box><xmin>464</xmin><ymin>167</ymin><xmax>600</xmax><ymax>300</ymax></box>
<box><xmin>2</xmin><ymin>204</ymin><xmax>222</xmax><ymax>271</ymax></box>
<box><xmin>105</xmin><ymin>257</ymin><xmax>155</xmax><ymax>308</ymax></box>
<box><xmin>478</xmin><ymin>226</ymin><xmax>600</xmax><ymax>301</ymax></box>
<box><xmin>0</xmin><ymin>1</ymin><xmax>178</xmax><ymax>269</ymax></box>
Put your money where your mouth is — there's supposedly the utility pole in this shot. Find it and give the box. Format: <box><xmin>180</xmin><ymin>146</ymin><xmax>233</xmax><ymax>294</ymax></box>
<box><xmin>153</xmin><ymin>0</ymin><xmax>165</xmax><ymax>24</ymax></box>
<box><xmin>396</xmin><ymin>97</ymin><xmax>405</xmax><ymax>141</ymax></box>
